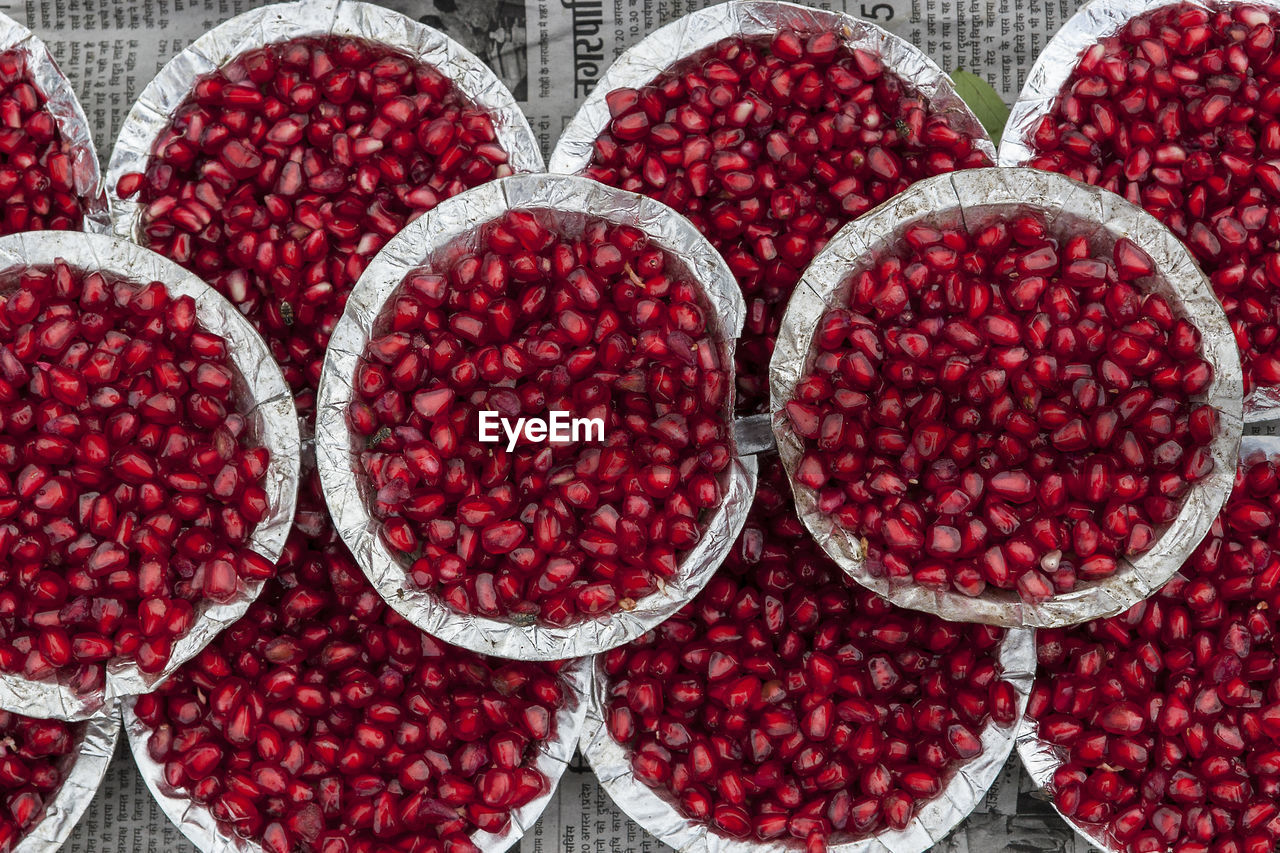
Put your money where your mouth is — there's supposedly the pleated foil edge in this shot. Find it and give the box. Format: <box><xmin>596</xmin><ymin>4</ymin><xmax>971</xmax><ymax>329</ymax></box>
<box><xmin>769</xmin><ymin>167</ymin><xmax>1244</xmax><ymax>629</ymax></box>
<box><xmin>314</xmin><ymin>172</ymin><xmax>758</xmax><ymax>661</ymax></box>
<box><xmin>0</xmin><ymin>232</ymin><xmax>300</xmax><ymax>720</ymax></box>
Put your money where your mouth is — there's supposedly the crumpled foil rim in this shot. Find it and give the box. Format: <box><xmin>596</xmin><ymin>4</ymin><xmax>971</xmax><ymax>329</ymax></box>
<box><xmin>1015</xmin><ymin>435</ymin><xmax>1280</xmax><ymax>853</ymax></box>
<box><xmin>998</xmin><ymin>0</ymin><xmax>1280</xmax><ymax>424</ymax></box>
<box><xmin>315</xmin><ymin>172</ymin><xmax>758</xmax><ymax>661</ymax></box>
<box><xmin>0</xmin><ymin>12</ymin><xmax>108</xmax><ymax>235</ymax></box>
<box><xmin>581</xmin><ymin>626</ymin><xmax>1035</xmax><ymax>853</ymax></box>
<box><xmin>122</xmin><ymin>655</ymin><xmax>591</xmax><ymax>853</ymax></box>
<box><xmin>105</xmin><ymin>0</ymin><xmax>544</xmax><ymax>246</ymax></box>
<box><xmin>11</xmin><ymin>704</ymin><xmax>119</xmax><ymax>853</ymax></box>
<box><xmin>547</xmin><ymin>0</ymin><xmax>996</xmax><ymax>177</ymax></box>
<box><xmin>770</xmin><ymin>167</ymin><xmax>1245</xmax><ymax>629</ymax></box>
<box><xmin>0</xmin><ymin>232</ymin><xmax>300</xmax><ymax>720</ymax></box>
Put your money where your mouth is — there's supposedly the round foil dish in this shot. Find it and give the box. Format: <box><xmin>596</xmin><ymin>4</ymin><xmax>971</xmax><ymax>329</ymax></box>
<box><xmin>0</xmin><ymin>10</ymin><xmax>107</xmax><ymax>234</ymax></box>
<box><xmin>581</xmin><ymin>625</ymin><xmax>1035</xmax><ymax>853</ymax></box>
<box><xmin>770</xmin><ymin>167</ymin><xmax>1243</xmax><ymax>629</ymax></box>
<box><xmin>123</xmin><ymin>655</ymin><xmax>590</xmax><ymax>853</ymax></box>
<box><xmin>315</xmin><ymin>172</ymin><xmax>757</xmax><ymax>661</ymax></box>
<box><xmin>0</xmin><ymin>231</ymin><xmax>299</xmax><ymax>719</ymax></box>
<box><xmin>1017</xmin><ymin>434</ymin><xmax>1280</xmax><ymax>853</ymax></box>
<box><xmin>999</xmin><ymin>0</ymin><xmax>1280</xmax><ymax>423</ymax></box>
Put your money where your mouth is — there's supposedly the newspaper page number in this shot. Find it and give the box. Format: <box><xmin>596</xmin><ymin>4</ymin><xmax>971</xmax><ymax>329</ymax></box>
<box><xmin>860</xmin><ymin>3</ymin><xmax>894</xmax><ymax>21</ymax></box>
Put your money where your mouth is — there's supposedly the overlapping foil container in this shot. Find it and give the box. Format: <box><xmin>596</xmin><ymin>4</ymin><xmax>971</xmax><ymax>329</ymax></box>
<box><xmin>999</xmin><ymin>0</ymin><xmax>1280</xmax><ymax>424</ymax></box>
<box><xmin>547</xmin><ymin>0</ymin><xmax>996</xmax><ymax>176</ymax></box>
<box><xmin>123</xmin><ymin>655</ymin><xmax>591</xmax><ymax>853</ymax></box>
<box><xmin>1015</xmin><ymin>436</ymin><xmax>1280</xmax><ymax>853</ymax></box>
<box><xmin>0</xmin><ymin>11</ymin><xmax>107</xmax><ymax>233</ymax></box>
<box><xmin>9</xmin><ymin>704</ymin><xmax>119</xmax><ymax>853</ymax></box>
<box><xmin>581</xmin><ymin>627</ymin><xmax>1036</xmax><ymax>853</ymax></box>
<box><xmin>105</xmin><ymin>0</ymin><xmax>544</xmax><ymax>270</ymax></box>
<box><xmin>0</xmin><ymin>232</ymin><xmax>300</xmax><ymax>720</ymax></box>
<box><xmin>315</xmin><ymin>172</ymin><xmax>757</xmax><ymax>661</ymax></box>
<box><xmin>770</xmin><ymin>168</ymin><xmax>1244</xmax><ymax>629</ymax></box>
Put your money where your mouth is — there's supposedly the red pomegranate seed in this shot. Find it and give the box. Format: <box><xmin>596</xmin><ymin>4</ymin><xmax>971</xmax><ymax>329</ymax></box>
<box><xmin>785</xmin><ymin>212</ymin><xmax>1218</xmax><ymax>600</ymax></box>
<box><xmin>580</xmin><ymin>28</ymin><xmax>992</xmax><ymax>414</ymax></box>
<box><xmin>1032</xmin><ymin>447</ymin><xmax>1280</xmax><ymax>853</ymax></box>
<box><xmin>0</xmin><ymin>260</ymin><xmax>271</xmax><ymax>687</ymax></box>
<box><xmin>1021</xmin><ymin>3</ymin><xmax>1280</xmax><ymax>396</ymax></box>
<box><xmin>116</xmin><ymin>36</ymin><xmax>519</xmax><ymax>415</ymax></box>
<box><xmin>132</xmin><ymin>470</ymin><xmax>569</xmax><ymax>850</ymax></box>
<box><xmin>348</xmin><ymin>209</ymin><xmax>732</xmax><ymax>624</ymax></box>
<box><xmin>0</xmin><ymin>50</ymin><xmax>87</xmax><ymax>232</ymax></box>
<box><xmin>600</xmin><ymin>457</ymin><xmax>1017</xmax><ymax>847</ymax></box>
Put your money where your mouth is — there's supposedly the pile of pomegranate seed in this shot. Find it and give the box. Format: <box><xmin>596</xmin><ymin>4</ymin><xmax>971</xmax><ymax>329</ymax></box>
<box><xmin>346</xmin><ymin>208</ymin><xmax>733</xmax><ymax>625</ymax></box>
<box><xmin>1021</xmin><ymin>3</ymin><xmax>1280</xmax><ymax>396</ymax></box>
<box><xmin>133</xmin><ymin>471</ymin><xmax>569</xmax><ymax>853</ymax></box>
<box><xmin>0</xmin><ymin>50</ymin><xmax>86</xmax><ymax>233</ymax></box>
<box><xmin>115</xmin><ymin>35</ymin><xmax>519</xmax><ymax>414</ymax></box>
<box><xmin>581</xmin><ymin>28</ymin><xmax>991</xmax><ymax>413</ymax></box>
<box><xmin>600</xmin><ymin>457</ymin><xmax>1018</xmax><ymax>851</ymax></box>
<box><xmin>784</xmin><ymin>212</ymin><xmax>1220</xmax><ymax>602</ymax></box>
<box><xmin>1031</xmin><ymin>448</ymin><xmax>1280</xmax><ymax>853</ymax></box>
<box><xmin>0</xmin><ymin>260</ymin><xmax>272</xmax><ymax>691</ymax></box>
<box><xmin>0</xmin><ymin>712</ymin><xmax>75</xmax><ymax>849</ymax></box>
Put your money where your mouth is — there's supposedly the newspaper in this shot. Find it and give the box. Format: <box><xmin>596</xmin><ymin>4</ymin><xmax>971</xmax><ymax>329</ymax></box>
<box><xmin>0</xmin><ymin>0</ymin><xmax>1098</xmax><ymax>849</ymax></box>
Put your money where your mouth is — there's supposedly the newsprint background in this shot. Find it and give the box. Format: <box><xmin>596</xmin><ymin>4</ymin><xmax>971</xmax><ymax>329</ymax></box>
<box><xmin>0</xmin><ymin>0</ymin><xmax>1095</xmax><ymax>850</ymax></box>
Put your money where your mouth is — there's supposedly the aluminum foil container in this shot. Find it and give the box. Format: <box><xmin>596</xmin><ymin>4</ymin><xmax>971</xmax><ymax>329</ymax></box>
<box><xmin>770</xmin><ymin>167</ymin><xmax>1245</xmax><ymax>629</ymax></box>
<box><xmin>315</xmin><ymin>172</ymin><xmax>757</xmax><ymax>661</ymax></box>
<box><xmin>999</xmin><ymin>0</ymin><xmax>1280</xmax><ymax>424</ymax></box>
<box><xmin>105</xmin><ymin>0</ymin><xmax>544</xmax><ymax>246</ymax></box>
<box><xmin>548</xmin><ymin>0</ymin><xmax>995</xmax><ymax>176</ymax></box>
<box><xmin>0</xmin><ymin>232</ymin><xmax>300</xmax><ymax>720</ymax></box>
<box><xmin>7</xmin><ymin>704</ymin><xmax>119</xmax><ymax>853</ymax></box>
<box><xmin>1015</xmin><ymin>435</ymin><xmax>1280</xmax><ymax>853</ymax></box>
<box><xmin>122</xmin><ymin>655</ymin><xmax>591</xmax><ymax>853</ymax></box>
<box><xmin>581</xmin><ymin>626</ymin><xmax>1036</xmax><ymax>853</ymax></box>
<box><xmin>0</xmin><ymin>11</ymin><xmax>107</xmax><ymax>233</ymax></box>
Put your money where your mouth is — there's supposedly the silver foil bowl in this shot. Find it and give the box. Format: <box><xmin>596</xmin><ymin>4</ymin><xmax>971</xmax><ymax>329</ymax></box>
<box><xmin>1016</xmin><ymin>435</ymin><xmax>1280</xmax><ymax>853</ymax></box>
<box><xmin>770</xmin><ymin>168</ymin><xmax>1244</xmax><ymax>629</ymax></box>
<box><xmin>548</xmin><ymin>0</ymin><xmax>995</xmax><ymax>176</ymax></box>
<box><xmin>7</xmin><ymin>704</ymin><xmax>118</xmax><ymax>853</ymax></box>
<box><xmin>315</xmin><ymin>172</ymin><xmax>756</xmax><ymax>661</ymax></box>
<box><xmin>581</xmin><ymin>627</ymin><xmax>1036</xmax><ymax>853</ymax></box>
<box><xmin>106</xmin><ymin>0</ymin><xmax>544</xmax><ymax>246</ymax></box>
<box><xmin>123</xmin><ymin>655</ymin><xmax>591</xmax><ymax>853</ymax></box>
<box><xmin>999</xmin><ymin>0</ymin><xmax>1280</xmax><ymax>423</ymax></box>
<box><xmin>0</xmin><ymin>11</ymin><xmax>107</xmax><ymax>233</ymax></box>
<box><xmin>0</xmin><ymin>232</ymin><xmax>300</xmax><ymax>720</ymax></box>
